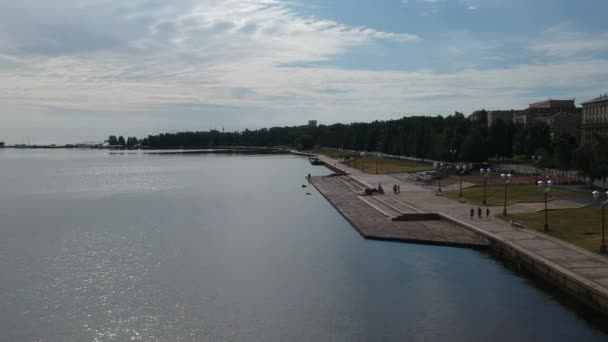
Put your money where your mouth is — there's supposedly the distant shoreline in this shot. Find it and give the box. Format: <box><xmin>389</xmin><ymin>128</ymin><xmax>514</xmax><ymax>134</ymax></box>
<box><xmin>0</xmin><ymin>145</ymin><xmax>311</xmax><ymax>156</ymax></box>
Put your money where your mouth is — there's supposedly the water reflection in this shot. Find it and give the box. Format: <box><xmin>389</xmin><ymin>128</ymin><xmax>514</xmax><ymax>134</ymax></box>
<box><xmin>0</xmin><ymin>150</ymin><xmax>605</xmax><ymax>341</ymax></box>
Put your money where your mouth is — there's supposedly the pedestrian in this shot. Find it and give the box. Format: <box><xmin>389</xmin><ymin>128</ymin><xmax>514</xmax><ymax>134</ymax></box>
<box><xmin>486</xmin><ymin>207</ymin><xmax>490</xmax><ymax>219</ymax></box>
<box><xmin>470</xmin><ymin>207</ymin><xmax>474</xmax><ymax>220</ymax></box>
<box><xmin>477</xmin><ymin>207</ymin><xmax>482</xmax><ymax>220</ymax></box>
<box><xmin>397</xmin><ymin>184</ymin><xmax>401</xmax><ymax>193</ymax></box>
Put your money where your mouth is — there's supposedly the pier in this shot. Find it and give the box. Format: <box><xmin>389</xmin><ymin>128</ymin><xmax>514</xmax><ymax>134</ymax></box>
<box><xmin>310</xmin><ymin>175</ymin><xmax>488</xmax><ymax>248</ymax></box>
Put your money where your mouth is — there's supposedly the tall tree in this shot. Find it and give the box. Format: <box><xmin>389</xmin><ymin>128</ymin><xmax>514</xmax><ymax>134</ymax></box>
<box><xmin>460</xmin><ymin>127</ymin><xmax>487</xmax><ymax>162</ymax></box>
<box><xmin>488</xmin><ymin>119</ymin><xmax>508</xmax><ymax>161</ymax></box>
<box><xmin>553</xmin><ymin>133</ymin><xmax>576</xmax><ymax>171</ymax></box>
<box><xmin>524</xmin><ymin>122</ymin><xmax>552</xmax><ymax>158</ymax></box>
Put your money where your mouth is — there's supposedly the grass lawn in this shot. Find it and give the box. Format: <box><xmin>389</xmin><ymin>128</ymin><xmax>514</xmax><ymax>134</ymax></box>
<box><xmin>312</xmin><ymin>148</ymin><xmax>432</xmax><ymax>174</ymax></box>
<box><xmin>312</xmin><ymin>147</ymin><xmax>350</xmax><ymax>159</ymax></box>
<box><xmin>445</xmin><ymin>184</ymin><xmax>578</xmax><ymax>205</ymax></box>
<box><xmin>500</xmin><ymin>206</ymin><xmax>607</xmax><ymax>255</ymax></box>
<box><xmin>342</xmin><ymin>157</ymin><xmax>432</xmax><ymax>174</ymax></box>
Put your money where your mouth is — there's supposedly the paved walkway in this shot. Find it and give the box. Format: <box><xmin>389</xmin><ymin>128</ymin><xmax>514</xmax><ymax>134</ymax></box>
<box><xmin>315</xmin><ymin>154</ymin><xmax>608</xmax><ymax>313</ymax></box>
<box><xmin>310</xmin><ymin>175</ymin><xmax>487</xmax><ymax>248</ymax></box>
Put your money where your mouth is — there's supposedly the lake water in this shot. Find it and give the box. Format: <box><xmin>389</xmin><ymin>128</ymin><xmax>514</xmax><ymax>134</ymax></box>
<box><xmin>0</xmin><ymin>149</ymin><xmax>606</xmax><ymax>341</ymax></box>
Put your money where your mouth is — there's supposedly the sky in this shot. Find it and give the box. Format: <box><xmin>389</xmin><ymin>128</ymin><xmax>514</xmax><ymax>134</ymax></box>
<box><xmin>1</xmin><ymin>0</ymin><xmax>608</xmax><ymax>144</ymax></box>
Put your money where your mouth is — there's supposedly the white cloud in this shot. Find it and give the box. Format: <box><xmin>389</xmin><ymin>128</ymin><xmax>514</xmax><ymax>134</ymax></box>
<box><xmin>530</xmin><ymin>26</ymin><xmax>608</xmax><ymax>57</ymax></box>
<box><xmin>0</xmin><ymin>0</ymin><xmax>606</xmax><ymax>143</ymax></box>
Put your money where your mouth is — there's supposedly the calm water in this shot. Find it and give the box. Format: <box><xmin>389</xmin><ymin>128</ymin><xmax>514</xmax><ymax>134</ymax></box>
<box><xmin>0</xmin><ymin>149</ymin><xmax>606</xmax><ymax>341</ymax></box>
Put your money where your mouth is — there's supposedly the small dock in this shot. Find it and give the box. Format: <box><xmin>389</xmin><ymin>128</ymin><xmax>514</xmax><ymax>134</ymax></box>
<box><xmin>310</xmin><ymin>175</ymin><xmax>488</xmax><ymax>249</ymax></box>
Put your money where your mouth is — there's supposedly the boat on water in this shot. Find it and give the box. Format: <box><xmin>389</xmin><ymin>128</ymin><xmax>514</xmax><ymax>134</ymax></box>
<box><xmin>308</xmin><ymin>157</ymin><xmax>324</xmax><ymax>165</ymax></box>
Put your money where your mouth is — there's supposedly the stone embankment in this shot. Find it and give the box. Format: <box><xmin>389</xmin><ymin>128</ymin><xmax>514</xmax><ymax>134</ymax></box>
<box><xmin>309</xmin><ymin>175</ymin><xmax>488</xmax><ymax>248</ymax></box>
<box><xmin>309</xmin><ymin>153</ymin><xmax>608</xmax><ymax>318</ymax></box>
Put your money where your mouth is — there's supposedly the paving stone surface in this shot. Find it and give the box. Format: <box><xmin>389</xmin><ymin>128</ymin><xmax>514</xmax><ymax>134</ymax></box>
<box><xmin>309</xmin><ymin>175</ymin><xmax>488</xmax><ymax>248</ymax></box>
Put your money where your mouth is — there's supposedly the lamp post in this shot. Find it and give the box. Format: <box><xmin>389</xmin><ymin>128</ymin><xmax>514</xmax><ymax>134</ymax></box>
<box><xmin>375</xmin><ymin>153</ymin><xmax>378</xmax><ymax>174</ymax></box>
<box><xmin>480</xmin><ymin>168</ymin><xmax>490</xmax><ymax>205</ymax></box>
<box><xmin>434</xmin><ymin>162</ymin><xmax>444</xmax><ymax>192</ymax></box>
<box><xmin>449</xmin><ymin>149</ymin><xmax>457</xmax><ymax>162</ymax></box>
<box><xmin>592</xmin><ymin>190</ymin><xmax>608</xmax><ymax>254</ymax></box>
<box><xmin>532</xmin><ymin>155</ymin><xmax>542</xmax><ymax>183</ymax></box>
<box><xmin>501</xmin><ymin>173</ymin><xmax>512</xmax><ymax>216</ymax></box>
<box><xmin>538</xmin><ymin>177</ymin><xmax>552</xmax><ymax>232</ymax></box>
<box><xmin>456</xmin><ymin>165</ymin><xmax>468</xmax><ymax>198</ymax></box>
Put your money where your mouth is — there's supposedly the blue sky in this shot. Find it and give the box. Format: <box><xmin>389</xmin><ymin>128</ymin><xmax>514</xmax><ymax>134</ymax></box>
<box><xmin>0</xmin><ymin>0</ymin><xmax>607</xmax><ymax>143</ymax></box>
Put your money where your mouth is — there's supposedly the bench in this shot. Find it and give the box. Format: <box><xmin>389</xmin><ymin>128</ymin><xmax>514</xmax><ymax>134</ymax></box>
<box><xmin>510</xmin><ymin>219</ymin><xmax>524</xmax><ymax>228</ymax></box>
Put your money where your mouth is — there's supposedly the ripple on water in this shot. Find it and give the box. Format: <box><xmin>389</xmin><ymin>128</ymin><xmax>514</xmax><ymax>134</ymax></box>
<box><xmin>28</xmin><ymin>230</ymin><xmax>195</xmax><ymax>341</ymax></box>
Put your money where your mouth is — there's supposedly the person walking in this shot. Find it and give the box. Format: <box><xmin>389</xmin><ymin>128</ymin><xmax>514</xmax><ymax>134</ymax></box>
<box><xmin>477</xmin><ymin>207</ymin><xmax>482</xmax><ymax>220</ymax></box>
<box><xmin>393</xmin><ymin>184</ymin><xmax>398</xmax><ymax>194</ymax></box>
<box><xmin>470</xmin><ymin>207</ymin><xmax>474</xmax><ymax>220</ymax></box>
<box><xmin>486</xmin><ymin>207</ymin><xmax>490</xmax><ymax>219</ymax></box>
<box><xmin>397</xmin><ymin>184</ymin><xmax>401</xmax><ymax>193</ymax></box>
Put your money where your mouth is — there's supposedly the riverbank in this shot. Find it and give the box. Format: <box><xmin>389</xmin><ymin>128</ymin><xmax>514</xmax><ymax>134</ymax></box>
<box><xmin>310</xmin><ymin>153</ymin><xmax>608</xmax><ymax>319</ymax></box>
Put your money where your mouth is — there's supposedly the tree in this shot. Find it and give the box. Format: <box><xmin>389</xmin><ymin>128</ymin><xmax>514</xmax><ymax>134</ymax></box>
<box><xmin>574</xmin><ymin>146</ymin><xmax>593</xmax><ymax>183</ymax></box>
<box><xmin>574</xmin><ymin>134</ymin><xmax>608</xmax><ymax>188</ymax></box>
<box><xmin>553</xmin><ymin>133</ymin><xmax>576</xmax><ymax>171</ymax></box>
<box><xmin>460</xmin><ymin>127</ymin><xmax>487</xmax><ymax>162</ymax></box>
<box><xmin>294</xmin><ymin>134</ymin><xmax>314</xmax><ymax>150</ymax></box>
<box><xmin>591</xmin><ymin>134</ymin><xmax>608</xmax><ymax>189</ymax></box>
<box><xmin>118</xmin><ymin>136</ymin><xmax>126</xmax><ymax>146</ymax></box>
<box><xmin>126</xmin><ymin>137</ymin><xmax>139</xmax><ymax>148</ymax></box>
<box><xmin>488</xmin><ymin>119</ymin><xmax>508</xmax><ymax>161</ymax></box>
<box><xmin>524</xmin><ymin>122</ymin><xmax>552</xmax><ymax>158</ymax></box>
<box><xmin>513</xmin><ymin>123</ymin><xmax>526</xmax><ymax>155</ymax></box>
<box><xmin>107</xmin><ymin>135</ymin><xmax>118</xmax><ymax>145</ymax></box>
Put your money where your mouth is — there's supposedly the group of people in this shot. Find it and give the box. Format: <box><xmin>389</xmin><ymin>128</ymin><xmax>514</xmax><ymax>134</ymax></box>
<box><xmin>392</xmin><ymin>184</ymin><xmax>401</xmax><ymax>194</ymax></box>
<box><xmin>470</xmin><ymin>207</ymin><xmax>490</xmax><ymax>220</ymax></box>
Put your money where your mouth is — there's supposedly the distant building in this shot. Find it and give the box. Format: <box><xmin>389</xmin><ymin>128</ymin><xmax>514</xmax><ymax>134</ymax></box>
<box><xmin>308</xmin><ymin>120</ymin><xmax>318</xmax><ymax>128</ymax></box>
<box><xmin>581</xmin><ymin>94</ymin><xmax>608</xmax><ymax>146</ymax></box>
<box><xmin>487</xmin><ymin>110</ymin><xmax>518</xmax><ymax>127</ymax></box>
<box><xmin>528</xmin><ymin>99</ymin><xmax>576</xmax><ymax>110</ymax></box>
<box><xmin>536</xmin><ymin>112</ymin><xmax>582</xmax><ymax>142</ymax></box>
<box><xmin>511</xmin><ymin>99</ymin><xmax>581</xmax><ymax>141</ymax></box>
<box><xmin>467</xmin><ymin>110</ymin><xmax>488</xmax><ymax>125</ymax></box>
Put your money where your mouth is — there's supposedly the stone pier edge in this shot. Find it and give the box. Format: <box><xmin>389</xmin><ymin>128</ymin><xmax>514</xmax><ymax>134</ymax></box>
<box><xmin>308</xmin><ymin>177</ymin><xmax>490</xmax><ymax>250</ymax></box>
<box><xmin>438</xmin><ymin>212</ymin><xmax>608</xmax><ymax>317</ymax></box>
<box><xmin>306</xmin><ymin>153</ymin><xmax>608</xmax><ymax>317</ymax></box>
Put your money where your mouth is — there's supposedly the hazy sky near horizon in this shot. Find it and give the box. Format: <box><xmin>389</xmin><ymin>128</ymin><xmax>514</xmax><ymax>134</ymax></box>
<box><xmin>1</xmin><ymin>0</ymin><xmax>608</xmax><ymax>143</ymax></box>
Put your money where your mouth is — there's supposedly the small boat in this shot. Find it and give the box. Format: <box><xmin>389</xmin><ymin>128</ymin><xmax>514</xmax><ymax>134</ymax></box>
<box><xmin>308</xmin><ymin>157</ymin><xmax>323</xmax><ymax>165</ymax></box>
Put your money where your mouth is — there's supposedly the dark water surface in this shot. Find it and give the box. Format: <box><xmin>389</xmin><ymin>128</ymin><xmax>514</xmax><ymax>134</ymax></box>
<box><xmin>0</xmin><ymin>149</ymin><xmax>606</xmax><ymax>341</ymax></box>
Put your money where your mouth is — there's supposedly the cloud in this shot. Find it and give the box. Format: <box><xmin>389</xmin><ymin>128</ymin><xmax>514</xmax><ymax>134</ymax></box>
<box><xmin>530</xmin><ymin>26</ymin><xmax>608</xmax><ymax>57</ymax></box>
<box><xmin>0</xmin><ymin>0</ymin><xmax>606</xmax><ymax>144</ymax></box>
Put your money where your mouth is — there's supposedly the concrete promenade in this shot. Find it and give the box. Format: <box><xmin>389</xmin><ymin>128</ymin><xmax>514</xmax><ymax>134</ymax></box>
<box><xmin>313</xmin><ymin>154</ymin><xmax>608</xmax><ymax>317</ymax></box>
<box><xmin>310</xmin><ymin>175</ymin><xmax>488</xmax><ymax>248</ymax></box>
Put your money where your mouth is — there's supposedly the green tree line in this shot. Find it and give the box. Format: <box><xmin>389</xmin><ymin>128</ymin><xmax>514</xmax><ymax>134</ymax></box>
<box><xmin>112</xmin><ymin>112</ymin><xmax>608</xmax><ymax>184</ymax></box>
<box><xmin>107</xmin><ymin>135</ymin><xmax>139</xmax><ymax>148</ymax></box>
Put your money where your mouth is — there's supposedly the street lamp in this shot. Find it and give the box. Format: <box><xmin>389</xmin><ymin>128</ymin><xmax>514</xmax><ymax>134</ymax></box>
<box><xmin>538</xmin><ymin>178</ymin><xmax>552</xmax><ymax>232</ymax></box>
<box><xmin>456</xmin><ymin>165</ymin><xmax>468</xmax><ymax>198</ymax></box>
<box><xmin>501</xmin><ymin>173</ymin><xmax>512</xmax><ymax>216</ymax></box>
<box><xmin>532</xmin><ymin>155</ymin><xmax>542</xmax><ymax>183</ymax></box>
<box><xmin>592</xmin><ymin>190</ymin><xmax>608</xmax><ymax>253</ymax></box>
<box><xmin>375</xmin><ymin>153</ymin><xmax>378</xmax><ymax>174</ymax></box>
<box><xmin>449</xmin><ymin>149</ymin><xmax>457</xmax><ymax>162</ymax></box>
<box><xmin>480</xmin><ymin>168</ymin><xmax>490</xmax><ymax>205</ymax></box>
<box><xmin>434</xmin><ymin>162</ymin><xmax>444</xmax><ymax>192</ymax></box>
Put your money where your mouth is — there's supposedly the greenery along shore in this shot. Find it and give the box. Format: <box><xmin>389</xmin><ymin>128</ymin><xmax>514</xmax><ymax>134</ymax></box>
<box><xmin>107</xmin><ymin>112</ymin><xmax>608</xmax><ymax>185</ymax></box>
